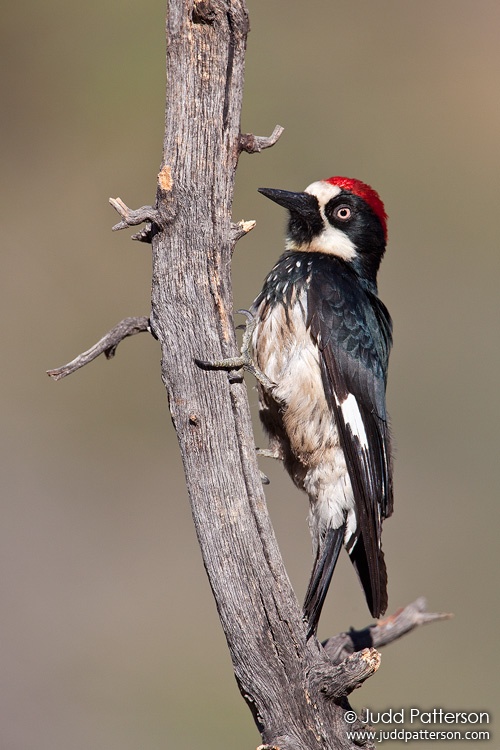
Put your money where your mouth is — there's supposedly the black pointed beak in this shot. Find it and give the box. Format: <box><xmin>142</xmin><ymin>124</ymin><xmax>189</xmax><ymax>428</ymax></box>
<box><xmin>258</xmin><ymin>188</ymin><xmax>319</xmax><ymax>219</ymax></box>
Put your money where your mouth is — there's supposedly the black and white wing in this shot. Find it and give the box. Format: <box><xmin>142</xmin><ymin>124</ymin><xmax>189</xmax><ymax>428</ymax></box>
<box><xmin>308</xmin><ymin>258</ymin><xmax>393</xmax><ymax>618</ymax></box>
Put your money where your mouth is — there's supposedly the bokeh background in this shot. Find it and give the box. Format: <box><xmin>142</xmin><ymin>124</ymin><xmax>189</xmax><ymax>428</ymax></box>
<box><xmin>2</xmin><ymin>1</ymin><xmax>499</xmax><ymax>748</ymax></box>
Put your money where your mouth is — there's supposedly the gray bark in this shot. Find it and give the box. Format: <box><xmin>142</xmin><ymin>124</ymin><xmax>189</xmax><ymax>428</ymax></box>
<box><xmin>148</xmin><ymin>3</ymin><xmax>365</xmax><ymax>746</ymax></box>
<box><xmin>146</xmin><ymin>3</ymin><xmax>377</xmax><ymax>747</ymax></box>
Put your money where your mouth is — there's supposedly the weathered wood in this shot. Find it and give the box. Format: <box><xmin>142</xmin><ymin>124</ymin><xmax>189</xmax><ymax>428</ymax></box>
<box><xmin>147</xmin><ymin>2</ymin><xmax>365</xmax><ymax>746</ymax></box>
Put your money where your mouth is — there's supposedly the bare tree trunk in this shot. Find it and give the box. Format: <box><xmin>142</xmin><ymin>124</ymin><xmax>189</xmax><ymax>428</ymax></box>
<box><xmin>149</xmin><ymin>3</ymin><xmax>349</xmax><ymax>746</ymax></box>
<box><xmin>49</xmin><ymin>1</ymin><xmax>449</xmax><ymax>747</ymax></box>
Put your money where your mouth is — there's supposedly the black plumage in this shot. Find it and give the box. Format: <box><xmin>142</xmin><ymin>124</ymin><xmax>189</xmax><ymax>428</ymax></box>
<box><xmin>308</xmin><ymin>256</ymin><xmax>392</xmax><ymax>620</ymax></box>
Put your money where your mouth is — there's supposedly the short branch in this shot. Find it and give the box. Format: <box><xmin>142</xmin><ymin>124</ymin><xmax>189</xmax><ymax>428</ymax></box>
<box><xmin>309</xmin><ymin>649</ymin><xmax>381</xmax><ymax>700</ymax></box>
<box><xmin>322</xmin><ymin>598</ymin><xmax>452</xmax><ymax>664</ymax></box>
<box><xmin>47</xmin><ymin>316</ymin><xmax>151</xmax><ymax>381</ymax></box>
<box><xmin>239</xmin><ymin>124</ymin><xmax>284</xmax><ymax>154</ymax></box>
<box><xmin>109</xmin><ymin>197</ymin><xmax>160</xmax><ymax>232</ymax></box>
<box><xmin>231</xmin><ymin>218</ymin><xmax>256</xmax><ymax>242</ymax></box>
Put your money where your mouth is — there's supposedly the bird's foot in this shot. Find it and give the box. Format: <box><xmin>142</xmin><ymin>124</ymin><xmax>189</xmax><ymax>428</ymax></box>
<box><xmin>195</xmin><ymin>310</ymin><xmax>276</xmax><ymax>392</ymax></box>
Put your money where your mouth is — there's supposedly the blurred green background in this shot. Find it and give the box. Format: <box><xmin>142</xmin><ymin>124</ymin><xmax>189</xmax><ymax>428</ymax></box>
<box><xmin>2</xmin><ymin>1</ymin><xmax>499</xmax><ymax>748</ymax></box>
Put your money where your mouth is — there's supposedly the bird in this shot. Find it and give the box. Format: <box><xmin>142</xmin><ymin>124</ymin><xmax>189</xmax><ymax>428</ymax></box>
<box><xmin>248</xmin><ymin>176</ymin><xmax>394</xmax><ymax>638</ymax></box>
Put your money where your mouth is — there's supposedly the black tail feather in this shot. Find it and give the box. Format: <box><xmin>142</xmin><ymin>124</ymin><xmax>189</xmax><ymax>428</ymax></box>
<box><xmin>303</xmin><ymin>525</ymin><xmax>345</xmax><ymax>638</ymax></box>
<box><xmin>349</xmin><ymin>536</ymin><xmax>388</xmax><ymax>618</ymax></box>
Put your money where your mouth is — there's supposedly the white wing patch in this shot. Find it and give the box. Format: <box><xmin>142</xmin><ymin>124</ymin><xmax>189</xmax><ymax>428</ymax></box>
<box><xmin>337</xmin><ymin>392</ymin><xmax>369</xmax><ymax>449</ymax></box>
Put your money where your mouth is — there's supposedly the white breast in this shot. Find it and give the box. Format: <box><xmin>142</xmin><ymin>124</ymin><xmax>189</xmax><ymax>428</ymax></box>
<box><xmin>252</xmin><ymin>293</ymin><xmax>356</xmax><ymax>547</ymax></box>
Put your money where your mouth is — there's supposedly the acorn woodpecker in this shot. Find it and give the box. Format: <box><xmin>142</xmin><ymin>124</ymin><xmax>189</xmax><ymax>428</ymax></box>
<box><xmin>250</xmin><ymin>177</ymin><xmax>393</xmax><ymax>637</ymax></box>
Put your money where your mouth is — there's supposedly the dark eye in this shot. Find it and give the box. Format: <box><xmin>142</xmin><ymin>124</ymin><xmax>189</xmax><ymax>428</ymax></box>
<box><xmin>334</xmin><ymin>205</ymin><xmax>352</xmax><ymax>221</ymax></box>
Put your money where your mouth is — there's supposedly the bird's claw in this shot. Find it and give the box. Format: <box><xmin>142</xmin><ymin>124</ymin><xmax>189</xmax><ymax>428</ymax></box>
<box><xmin>260</xmin><ymin>470</ymin><xmax>270</xmax><ymax>485</ymax></box>
<box><xmin>195</xmin><ymin>312</ymin><xmax>276</xmax><ymax>392</ymax></box>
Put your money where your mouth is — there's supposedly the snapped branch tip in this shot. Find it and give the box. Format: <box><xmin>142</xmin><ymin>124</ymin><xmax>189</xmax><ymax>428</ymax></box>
<box><xmin>231</xmin><ymin>219</ymin><xmax>256</xmax><ymax>242</ymax></box>
<box><xmin>309</xmin><ymin>647</ymin><xmax>381</xmax><ymax>700</ymax></box>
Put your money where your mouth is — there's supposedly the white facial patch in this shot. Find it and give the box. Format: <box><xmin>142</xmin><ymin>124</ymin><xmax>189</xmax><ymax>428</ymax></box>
<box><xmin>304</xmin><ymin>180</ymin><xmax>342</xmax><ymax>204</ymax></box>
<box><xmin>304</xmin><ymin>224</ymin><xmax>357</xmax><ymax>260</ymax></box>
<box><xmin>285</xmin><ymin>181</ymin><xmax>358</xmax><ymax>261</ymax></box>
<box><xmin>338</xmin><ymin>392</ymin><xmax>369</xmax><ymax>448</ymax></box>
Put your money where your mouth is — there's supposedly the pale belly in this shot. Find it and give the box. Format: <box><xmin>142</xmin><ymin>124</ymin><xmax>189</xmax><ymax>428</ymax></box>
<box><xmin>251</xmin><ymin>297</ymin><xmax>356</xmax><ymax>547</ymax></box>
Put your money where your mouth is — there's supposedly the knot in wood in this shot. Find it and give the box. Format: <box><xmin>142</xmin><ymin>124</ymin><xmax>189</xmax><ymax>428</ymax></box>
<box><xmin>192</xmin><ymin>1</ymin><xmax>216</xmax><ymax>24</ymax></box>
